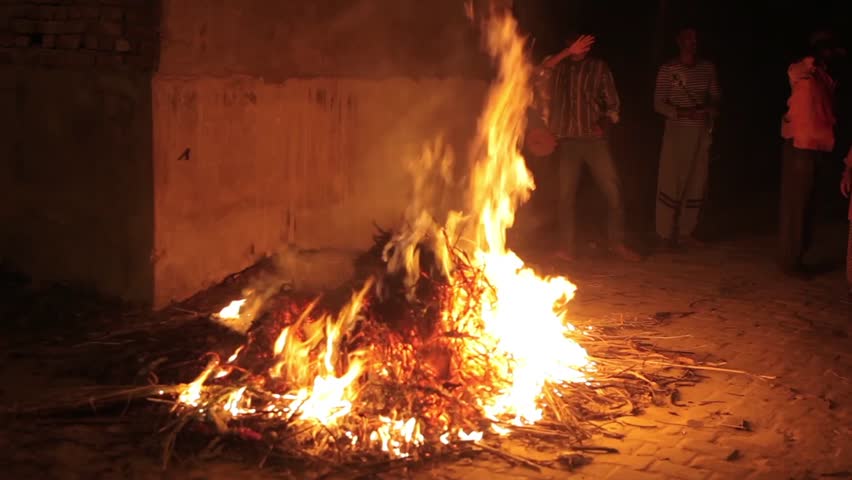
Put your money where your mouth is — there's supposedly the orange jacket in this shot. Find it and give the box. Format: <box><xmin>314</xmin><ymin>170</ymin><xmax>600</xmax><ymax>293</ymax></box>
<box><xmin>781</xmin><ymin>57</ymin><xmax>836</xmax><ymax>152</ymax></box>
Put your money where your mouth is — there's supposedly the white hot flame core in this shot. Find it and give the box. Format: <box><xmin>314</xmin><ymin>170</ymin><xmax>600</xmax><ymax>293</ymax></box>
<box><xmin>218</xmin><ymin>299</ymin><xmax>246</xmax><ymax>319</ymax></box>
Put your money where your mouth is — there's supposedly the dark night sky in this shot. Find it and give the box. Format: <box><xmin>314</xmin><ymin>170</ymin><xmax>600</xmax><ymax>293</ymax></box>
<box><xmin>513</xmin><ymin>0</ymin><xmax>852</xmax><ymax>240</ymax></box>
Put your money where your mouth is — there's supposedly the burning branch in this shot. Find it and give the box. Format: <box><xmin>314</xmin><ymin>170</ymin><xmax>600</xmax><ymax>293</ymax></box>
<box><xmin>1</xmin><ymin>5</ymin><xmax>766</xmax><ymax>477</ymax></box>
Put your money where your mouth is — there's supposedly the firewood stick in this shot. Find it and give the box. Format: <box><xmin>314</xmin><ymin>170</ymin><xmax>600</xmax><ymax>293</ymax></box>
<box><xmin>644</xmin><ymin>361</ymin><xmax>776</xmax><ymax>379</ymax></box>
<box><xmin>474</xmin><ymin>442</ymin><xmax>542</xmax><ymax>471</ymax></box>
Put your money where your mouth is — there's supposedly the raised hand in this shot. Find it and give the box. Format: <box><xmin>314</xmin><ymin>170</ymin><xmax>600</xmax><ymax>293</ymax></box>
<box><xmin>565</xmin><ymin>34</ymin><xmax>595</xmax><ymax>57</ymax></box>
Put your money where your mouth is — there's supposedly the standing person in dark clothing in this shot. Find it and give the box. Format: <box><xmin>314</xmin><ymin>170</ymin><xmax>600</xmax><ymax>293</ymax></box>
<box><xmin>777</xmin><ymin>31</ymin><xmax>845</xmax><ymax>275</ymax></box>
<box><xmin>653</xmin><ymin>27</ymin><xmax>721</xmax><ymax>248</ymax></box>
<box><xmin>534</xmin><ymin>33</ymin><xmax>641</xmax><ymax>262</ymax></box>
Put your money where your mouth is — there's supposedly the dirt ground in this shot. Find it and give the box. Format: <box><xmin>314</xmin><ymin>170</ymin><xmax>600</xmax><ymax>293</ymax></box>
<box><xmin>1</xmin><ymin>225</ymin><xmax>850</xmax><ymax>480</ymax></box>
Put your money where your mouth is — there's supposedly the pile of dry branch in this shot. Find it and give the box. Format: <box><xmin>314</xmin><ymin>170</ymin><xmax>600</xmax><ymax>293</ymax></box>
<box><xmin>4</xmin><ymin>228</ymin><xmax>730</xmax><ymax>477</ymax></box>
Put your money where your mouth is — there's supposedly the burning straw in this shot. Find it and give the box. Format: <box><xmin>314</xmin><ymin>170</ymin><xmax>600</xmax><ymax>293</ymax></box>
<box><xmin>140</xmin><ymin>226</ymin><xmax>713</xmax><ymax>472</ymax></box>
<box><xmin>145</xmin><ymin>9</ymin><xmax>709</xmax><ymax>469</ymax></box>
<box><xmin>3</xmin><ymin>7</ymin><xmax>744</xmax><ymax>477</ymax></box>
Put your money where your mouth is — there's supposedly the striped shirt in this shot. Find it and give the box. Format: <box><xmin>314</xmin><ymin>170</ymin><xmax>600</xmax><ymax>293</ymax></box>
<box><xmin>541</xmin><ymin>57</ymin><xmax>620</xmax><ymax>139</ymax></box>
<box><xmin>654</xmin><ymin>59</ymin><xmax>721</xmax><ymax>127</ymax></box>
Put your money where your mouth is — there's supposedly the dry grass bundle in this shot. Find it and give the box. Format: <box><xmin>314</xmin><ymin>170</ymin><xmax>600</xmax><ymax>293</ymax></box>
<box><xmin>139</xmin><ymin>230</ymin><xmax>725</xmax><ymax>472</ymax></box>
<box><xmin>4</xmin><ymin>230</ymin><xmax>764</xmax><ymax>477</ymax></box>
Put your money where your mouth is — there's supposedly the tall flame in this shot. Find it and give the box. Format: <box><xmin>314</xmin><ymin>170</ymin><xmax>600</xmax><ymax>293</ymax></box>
<box><xmin>469</xmin><ymin>11</ymin><xmax>536</xmax><ymax>254</ymax></box>
<box><xmin>174</xmin><ymin>6</ymin><xmax>591</xmax><ymax>458</ymax></box>
<box><xmin>456</xmin><ymin>10</ymin><xmax>589</xmax><ymax>425</ymax></box>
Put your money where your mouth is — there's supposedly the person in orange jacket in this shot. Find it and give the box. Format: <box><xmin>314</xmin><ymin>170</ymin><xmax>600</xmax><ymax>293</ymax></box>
<box><xmin>778</xmin><ymin>31</ymin><xmax>845</xmax><ymax>275</ymax></box>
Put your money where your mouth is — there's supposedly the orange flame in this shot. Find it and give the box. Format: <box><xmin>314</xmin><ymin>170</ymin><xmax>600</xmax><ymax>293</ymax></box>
<box><xmin>218</xmin><ymin>299</ymin><xmax>246</xmax><ymax>319</ymax></box>
<box><xmin>448</xmin><ymin>11</ymin><xmax>589</xmax><ymax>426</ymax></box>
<box><xmin>175</xmin><ymin>7</ymin><xmax>590</xmax><ymax>458</ymax></box>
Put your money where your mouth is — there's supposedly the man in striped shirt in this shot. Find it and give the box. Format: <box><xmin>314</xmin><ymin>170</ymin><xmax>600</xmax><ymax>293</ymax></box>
<box><xmin>537</xmin><ymin>33</ymin><xmax>641</xmax><ymax>262</ymax></box>
<box><xmin>653</xmin><ymin>27</ymin><xmax>721</xmax><ymax>247</ymax></box>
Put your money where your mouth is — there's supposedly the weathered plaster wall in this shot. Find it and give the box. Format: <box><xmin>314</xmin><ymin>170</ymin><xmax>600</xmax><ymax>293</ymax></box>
<box><xmin>0</xmin><ymin>1</ymin><xmax>157</xmax><ymax>302</ymax></box>
<box><xmin>0</xmin><ymin>67</ymin><xmax>154</xmax><ymax>301</ymax></box>
<box><xmin>1</xmin><ymin>0</ymin><xmax>491</xmax><ymax>307</ymax></box>
<box><xmin>152</xmin><ymin>75</ymin><xmax>486</xmax><ymax>306</ymax></box>
<box><xmin>151</xmin><ymin>0</ymin><xmax>489</xmax><ymax>306</ymax></box>
<box><xmin>156</xmin><ymin>0</ymin><xmax>487</xmax><ymax>79</ymax></box>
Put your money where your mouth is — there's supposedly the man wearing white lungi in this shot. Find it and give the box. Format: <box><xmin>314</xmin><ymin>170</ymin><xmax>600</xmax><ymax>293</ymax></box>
<box><xmin>653</xmin><ymin>27</ymin><xmax>721</xmax><ymax>247</ymax></box>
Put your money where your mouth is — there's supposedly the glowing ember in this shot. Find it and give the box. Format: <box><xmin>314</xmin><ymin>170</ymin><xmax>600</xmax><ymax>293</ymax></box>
<box><xmin>178</xmin><ymin>357</ymin><xmax>218</xmax><ymax>407</ymax></box>
<box><xmin>173</xmin><ymin>7</ymin><xmax>591</xmax><ymax>460</ymax></box>
<box><xmin>223</xmin><ymin>386</ymin><xmax>251</xmax><ymax>416</ymax></box>
<box><xmin>370</xmin><ymin>416</ymin><xmax>425</xmax><ymax>458</ymax></box>
<box><xmin>226</xmin><ymin>346</ymin><xmax>243</xmax><ymax>363</ymax></box>
<box><xmin>218</xmin><ymin>299</ymin><xmax>246</xmax><ymax>319</ymax></box>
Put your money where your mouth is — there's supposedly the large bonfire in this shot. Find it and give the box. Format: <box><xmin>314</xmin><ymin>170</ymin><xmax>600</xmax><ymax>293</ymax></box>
<box><xmin>157</xmin><ymin>6</ymin><xmax>699</xmax><ymax>470</ymax></box>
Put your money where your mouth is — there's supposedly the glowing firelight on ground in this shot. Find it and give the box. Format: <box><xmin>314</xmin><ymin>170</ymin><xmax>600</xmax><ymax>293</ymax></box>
<box><xmin>174</xmin><ymin>7</ymin><xmax>590</xmax><ymax>458</ymax></box>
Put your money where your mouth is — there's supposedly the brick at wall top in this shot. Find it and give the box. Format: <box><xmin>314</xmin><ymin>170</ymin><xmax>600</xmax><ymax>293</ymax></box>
<box><xmin>0</xmin><ymin>0</ymin><xmax>159</xmax><ymax>71</ymax></box>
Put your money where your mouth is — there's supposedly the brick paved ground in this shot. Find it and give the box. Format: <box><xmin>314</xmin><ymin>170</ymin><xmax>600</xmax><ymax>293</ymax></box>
<box><xmin>1</xmin><ymin>228</ymin><xmax>850</xmax><ymax>479</ymax></box>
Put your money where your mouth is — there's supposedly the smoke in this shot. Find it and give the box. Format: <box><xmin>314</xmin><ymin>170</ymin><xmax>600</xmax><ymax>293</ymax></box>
<box><xmin>206</xmin><ymin>0</ymin><xmax>498</xmax><ymax>333</ymax></box>
<box><xmin>265</xmin><ymin>0</ymin><xmax>488</xmax><ymax>78</ymax></box>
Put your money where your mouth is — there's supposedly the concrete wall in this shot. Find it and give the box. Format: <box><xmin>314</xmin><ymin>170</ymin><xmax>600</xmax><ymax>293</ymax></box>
<box><xmin>156</xmin><ymin>0</ymin><xmax>486</xmax><ymax>79</ymax></box>
<box><xmin>151</xmin><ymin>0</ymin><xmax>489</xmax><ymax>306</ymax></box>
<box><xmin>0</xmin><ymin>67</ymin><xmax>154</xmax><ymax>301</ymax></box>
<box><xmin>1</xmin><ymin>0</ymin><xmax>490</xmax><ymax>307</ymax></box>
<box><xmin>0</xmin><ymin>1</ymin><xmax>157</xmax><ymax>302</ymax></box>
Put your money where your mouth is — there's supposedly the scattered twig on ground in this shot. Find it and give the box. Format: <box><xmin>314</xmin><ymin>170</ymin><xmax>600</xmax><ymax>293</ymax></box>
<box><xmin>5</xmin><ymin>228</ymin><xmax>774</xmax><ymax>474</ymax></box>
